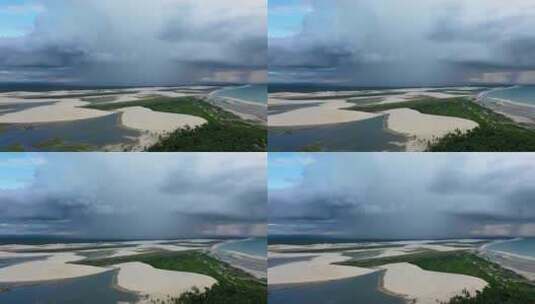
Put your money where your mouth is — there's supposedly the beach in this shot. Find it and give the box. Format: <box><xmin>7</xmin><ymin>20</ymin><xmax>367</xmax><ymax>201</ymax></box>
<box><xmin>268</xmin><ymin>239</ymin><xmax>492</xmax><ymax>303</ymax></box>
<box><xmin>268</xmin><ymin>87</ymin><xmax>482</xmax><ymax>151</ymax></box>
<box><xmin>0</xmin><ymin>238</ymin><xmax>248</xmax><ymax>303</ymax></box>
<box><xmin>0</xmin><ymin>84</ymin><xmax>261</xmax><ymax>151</ymax></box>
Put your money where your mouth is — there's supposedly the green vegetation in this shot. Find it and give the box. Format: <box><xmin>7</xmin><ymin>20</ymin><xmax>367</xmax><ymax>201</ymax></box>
<box><xmin>80</xmin><ymin>251</ymin><xmax>266</xmax><ymax>304</ymax></box>
<box><xmin>80</xmin><ymin>96</ymin><xmax>118</xmax><ymax>103</ymax></box>
<box><xmin>272</xmin><ymin>244</ymin><xmax>403</xmax><ymax>254</ymax></box>
<box><xmin>33</xmin><ymin>138</ymin><xmax>94</xmax><ymax>151</ymax></box>
<box><xmin>86</xmin><ymin>97</ymin><xmax>266</xmax><ymax>151</ymax></box>
<box><xmin>351</xmin><ymin>97</ymin><xmax>535</xmax><ymax>151</ymax></box>
<box><xmin>299</xmin><ymin>143</ymin><xmax>323</xmax><ymax>152</ymax></box>
<box><xmin>284</xmin><ymin>91</ymin><xmax>400</xmax><ymax>101</ymax></box>
<box><xmin>340</xmin><ymin>250</ymin><xmax>535</xmax><ymax>304</ymax></box>
<box><xmin>5</xmin><ymin>143</ymin><xmax>24</xmax><ymax>152</ymax></box>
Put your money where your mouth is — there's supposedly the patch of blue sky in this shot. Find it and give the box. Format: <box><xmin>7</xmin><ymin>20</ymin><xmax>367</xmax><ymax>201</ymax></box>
<box><xmin>0</xmin><ymin>153</ymin><xmax>44</xmax><ymax>189</ymax></box>
<box><xmin>268</xmin><ymin>153</ymin><xmax>325</xmax><ymax>190</ymax></box>
<box><xmin>269</xmin><ymin>0</ymin><xmax>310</xmax><ymax>38</ymax></box>
<box><xmin>0</xmin><ymin>0</ymin><xmax>43</xmax><ymax>38</ymax></box>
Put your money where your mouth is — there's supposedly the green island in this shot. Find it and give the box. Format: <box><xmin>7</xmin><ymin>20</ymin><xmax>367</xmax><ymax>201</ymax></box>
<box><xmin>339</xmin><ymin>250</ymin><xmax>535</xmax><ymax>304</ymax></box>
<box><xmin>33</xmin><ymin>138</ymin><xmax>94</xmax><ymax>151</ymax></box>
<box><xmin>350</xmin><ymin>97</ymin><xmax>535</xmax><ymax>151</ymax></box>
<box><xmin>79</xmin><ymin>250</ymin><xmax>267</xmax><ymax>304</ymax></box>
<box><xmin>86</xmin><ymin>96</ymin><xmax>266</xmax><ymax>152</ymax></box>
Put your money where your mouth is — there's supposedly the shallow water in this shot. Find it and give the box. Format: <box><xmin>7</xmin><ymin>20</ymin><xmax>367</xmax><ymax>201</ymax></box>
<box><xmin>269</xmin><ymin>271</ymin><xmax>405</xmax><ymax>304</ymax></box>
<box><xmin>486</xmin><ymin>238</ymin><xmax>535</xmax><ymax>258</ymax></box>
<box><xmin>268</xmin><ymin>116</ymin><xmax>406</xmax><ymax>152</ymax></box>
<box><xmin>213</xmin><ymin>85</ymin><xmax>267</xmax><ymax>104</ymax></box>
<box><xmin>268</xmin><ymin>102</ymin><xmax>321</xmax><ymax>115</ymax></box>
<box><xmin>0</xmin><ymin>101</ymin><xmax>58</xmax><ymax>115</ymax></box>
<box><xmin>0</xmin><ymin>270</ymin><xmax>138</xmax><ymax>304</ymax></box>
<box><xmin>343</xmin><ymin>250</ymin><xmax>383</xmax><ymax>260</ymax></box>
<box><xmin>268</xmin><ymin>255</ymin><xmax>317</xmax><ymax>268</ymax></box>
<box><xmin>486</xmin><ymin>86</ymin><xmax>535</xmax><ymax>105</ymax></box>
<box><xmin>0</xmin><ymin>113</ymin><xmax>139</xmax><ymax>151</ymax></box>
<box><xmin>0</xmin><ymin>256</ymin><xmax>48</xmax><ymax>269</ymax></box>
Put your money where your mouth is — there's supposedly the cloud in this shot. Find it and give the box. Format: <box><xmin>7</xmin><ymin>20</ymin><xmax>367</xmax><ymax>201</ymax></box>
<box><xmin>269</xmin><ymin>153</ymin><xmax>535</xmax><ymax>239</ymax></box>
<box><xmin>269</xmin><ymin>0</ymin><xmax>535</xmax><ymax>85</ymax></box>
<box><xmin>0</xmin><ymin>0</ymin><xmax>266</xmax><ymax>85</ymax></box>
<box><xmin>0</xmin><ymin>153</ymin><xmax>266</xmax><ymax>239</ymax></box>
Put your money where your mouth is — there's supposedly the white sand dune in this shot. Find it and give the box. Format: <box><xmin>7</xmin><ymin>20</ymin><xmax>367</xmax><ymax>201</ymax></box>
<box><xmin>380</xmin><ymin>263</ymin><xmax>488</xmax><ymax>304</ymax></box>
<box><xmin>115</xmin><ymin>262</ymin><xmax>217</xmax><ymax>303</ymax></box>
<box><xmin>268</xmin><ymin>253</ymin><xmax>376</xmax><ymax>285</ymax></box>
<box><xmin>269</xmin><ymin>100</ymin><xmax>381</xmax><ymax>127</ymax></box>
<box><xmin>383</xmin><ymin>108</ymin><xmax>478</xmax><ymax>151</ymax></box>
<box><xmin>116</xmin><ymin>106</ymin><xmax>207</xmax><ymax>133</ymax></box>
<box><xmin>0</xmin><ymin>252</ymin><xmax>107</xmax><ymax>283</ymax></box>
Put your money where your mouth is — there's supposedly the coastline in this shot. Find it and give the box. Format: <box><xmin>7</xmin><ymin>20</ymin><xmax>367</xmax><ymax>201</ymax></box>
<box><xmin>207</xmin><ymin>85</ymin><xmax>267</xmax><ymax>123</ymax></box>
<box><xmin>211</xmin><ymin>240</ymin><xmax>267</xmax><ymax>279</ymax></box>
<box><xmin>477</xmin><ymin>87</ymin><xmax>535</xmax><ymax>125</ymax></box>
<box><xmin>478</xmin><ymin>240</ymin><xmax>535</xmax><ymax>281</ymax></box>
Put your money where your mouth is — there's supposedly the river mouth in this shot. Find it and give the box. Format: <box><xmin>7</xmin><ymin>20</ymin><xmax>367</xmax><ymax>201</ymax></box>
<box><xmin>268</xmin><ymin>271</ymin><xmax>405</xmax><ymax>304</ymax></box>
<box><xmin>0</xmin><ymin>270</ymin><xmax>138</xmax><ymax>304</ymax></box>
<box><xmin>268</xmin><ymin>116</ymin><xmax>407</xmax><ymax>152</ymax></box>
<box><xmin>0</xmin><ymin>113</ymin><xmax>140</xmax><ymax>151</ymax></box>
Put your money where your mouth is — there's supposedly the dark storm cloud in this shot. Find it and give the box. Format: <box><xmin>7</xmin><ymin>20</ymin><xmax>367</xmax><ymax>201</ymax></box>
<box><xmin>269</xmin><ymin>0</ymin><xmax>535</xmax><ymax>85</ymax></box>
<box><xmin>0</xmin><ymin>153</ymin><xmax>266</xmax><ymax>238</ymax></box>
<box><xmin>0</xmin><ymin>0</ymin><xmax>266</xmax><ymax>85</ymax></box>
<box><xmin>270</xmin><ymin>154</ymin><xmax>535</xmax><ymax>239</ymax></box>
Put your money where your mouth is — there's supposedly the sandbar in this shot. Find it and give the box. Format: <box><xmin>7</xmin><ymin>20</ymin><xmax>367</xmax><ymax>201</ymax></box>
<box><xmin>0</xmin><ymin>252</ymin><xmax>107</xmax><ymax>283</ymax></box>
<box><xmin>268</xmin><ymin>253</ymin><xmax>376</xmax><ymax>285</ymax></box>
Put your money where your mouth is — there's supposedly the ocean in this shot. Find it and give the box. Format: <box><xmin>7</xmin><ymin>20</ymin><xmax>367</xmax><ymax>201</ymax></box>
<box><xmin>212</xmin><ymin>85</ymin><xmax>267</xmax><ymax>104</ymax></box>
<box><xmin>217</xmin><ymin>238</ymin><xmax>267</xmax><ymax>257</ymax></box>
<box><xmin>485</xmin><ymin>86</ymin><xmax>535</xmax><ymax>106</ymax></box>
<box><xmin>486</xmin><ymin>238</ymin><xmax>535</xmax><ymax>258</ymax></box>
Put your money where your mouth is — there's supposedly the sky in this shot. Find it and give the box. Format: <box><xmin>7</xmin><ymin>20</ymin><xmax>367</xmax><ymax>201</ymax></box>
<box><xmin>269</xmin><ymin>153</ymin><xmax>535</xmax><ymax>239</ymax></box>
<box><xmin>0</xmin><ymin>153</ymin><xmax>266</xmax><ymax>239</ymax></box>
<box><xmin>269</xmin><ymin>0</ymin><xmax>535</xmax><ymax>86</ymax></box>
<box><xmin>0</xmin><ymin>0</ymin><xmax>266</xmax><ymax>85</ymax></box>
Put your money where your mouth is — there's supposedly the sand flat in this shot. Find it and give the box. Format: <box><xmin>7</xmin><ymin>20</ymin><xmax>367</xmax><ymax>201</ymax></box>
<box><xmin>115</xmin><ymin>262</ymin><xmax>217</xmax><ymax>302</ymax></box>
<box><xmin>269</xmin><ymin>100</ymin><xmax>381</xmax><ymax>127</ymax></box>
<box><xmin>0</xmin><ymin>252</ymin><xmax>107</xmax><ymax>283</ymax></box>
<box><xmin>0</xmin><ymin>99</ymin><xmax>112</xmax><ymax>123</ymax></box>
<box><xmin>268</xmin><ymin>253</ymin><xmax>376</xmax><ymax>285</ymax></box>
<box><xmin>381</xmin><ymin>263</ymin><xmax>488</xmax><ymax>304</ymax></box>
<box><xmin>116</xmin><ymin>106</ymin><xmax>207</xmax><ymax>133</ymax></box>
<box><xmin>383</xmin><ymin>108</ymin><xmax>478</xmax><ymax>151</ymax></box>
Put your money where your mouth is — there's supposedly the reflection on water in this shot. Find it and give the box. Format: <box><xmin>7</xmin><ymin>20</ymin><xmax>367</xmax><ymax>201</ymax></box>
<box><xmin>269</xmin><ymin>116</ymin><xmax>406</xmax><ymax>152</ymax></box>
<box><xmin>0</xmin><ymin>270</ymin><xmax>138</xmax><ymax>304</ymax></box>
<box><xmin>269</xmin><ymin>271</ymin><xmax>405</xmax><ymax>304</ymax></box>
<box><xmin>0</xmin><ymin>113</ymin><xmax>139</xmax><ymax>151</ymax></box>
